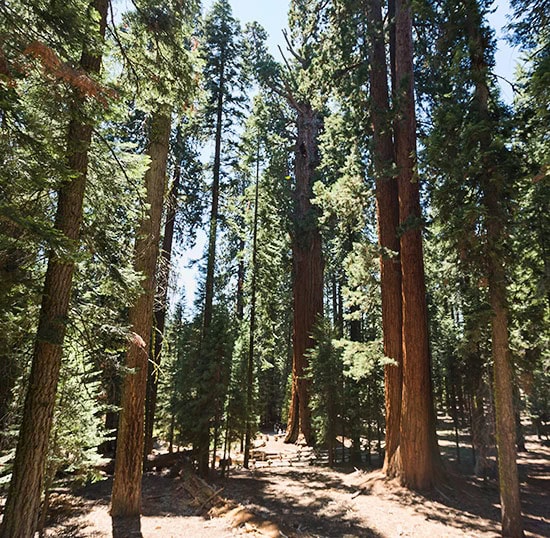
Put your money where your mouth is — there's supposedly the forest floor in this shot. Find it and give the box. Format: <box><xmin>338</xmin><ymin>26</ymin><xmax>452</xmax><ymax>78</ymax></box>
<box><xmin>1</xmin><ymin>429</ymin><xmax>549</xmax><ymax>537</ymax></box>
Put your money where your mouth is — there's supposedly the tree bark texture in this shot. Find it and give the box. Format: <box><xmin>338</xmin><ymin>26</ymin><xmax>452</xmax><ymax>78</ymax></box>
<box><xmin>486</xmin><ymin>192</ymin><xmax>524</xmax><ymax>537</ymax></box>
<box><xmin>393</xmin><ymin>0</ymin><xmax>441</xmax><ymax>490</ymax></box>
<box><xmin>465</xmin><ymin>2</ymin><xmax>524</xmax><ymax>533</ymax></box>
<box><xmin>111</xmin><ymin>109</ymin><xmax>171</xmax><ymax>518</ymax></box>
<box><xmin>0</xmin><ymin>3</ymin><xmax>108</xmax><ymax>536</ymax></box>
<box><xmin>285</xmin><ymin>103</ymin><xmax>324</xmax><ymax>446</ymax></box>
<box><xmin>144</xmin><ymin>165</ymin><xmax>181</xmax><ymax>457</ymax></box>
<box><xmin>367</xmin><ymin>0</ymin><xmax>403</xmax><ymax>476</ymax></box>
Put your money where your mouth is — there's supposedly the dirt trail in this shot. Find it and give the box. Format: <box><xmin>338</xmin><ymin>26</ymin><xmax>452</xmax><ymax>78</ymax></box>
<box><xmin>4</xmin><ymin>434</ymin><xmax>548</xmax><ymax>538</ymax></box>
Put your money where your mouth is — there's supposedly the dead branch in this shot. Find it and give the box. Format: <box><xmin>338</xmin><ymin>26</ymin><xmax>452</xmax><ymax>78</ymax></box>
<box><xmin>282</xmin><ymin>29</ymin><xmax>307</xmax><ymax>68</ymax></box>
<box><xmin>199</xmin><ymin>487</ymin><xmax>225</xmax><ymax>510</ymax></box>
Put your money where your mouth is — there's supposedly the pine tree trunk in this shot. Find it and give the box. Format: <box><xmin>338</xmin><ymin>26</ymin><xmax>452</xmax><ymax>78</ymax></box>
<box><xmin>285</xmin><ymin>103</ymin><xmax>324</xmax><ymax>446</ymax></box>
<box><xmin>111</xmin><ymin>108</ymin><xmax>171</xmax><ymax>518</ymax></box>
<box><xmin>0</xmin><ymin>3</ymin><xmax>108</xmax><ymax>536</ymax></box>
<box><xmin>465</xmin><ymin>2</ymin><xmax>524</xmax><ymax>533</ymax></box>
<box><xmin>367</xmin><ymin>0</ymin><xmax>403</xmax><ymax>477</ymax></box>
<box><xmin>197</xmin><ymin>54</ymin><xmax>225</xmax><ymax>478</ymax></box>
<box><xmin>244</xmin><ymin>144</ymin><xmax>260</xmax><ymax>468</ymax></box>
<box><xmin>487</xmin><ymin>237</ymin><xmax>524</xmax><ymax>537</ymax></box>
<box><xmin>393</xmin><ymin>0</ymin><xmax>441</xmax><ymax>490</ymax></box>
<box><xmin>144</xmin><ymin>164</ymin><xmax>181</xmax><ymax>457</ymax></box>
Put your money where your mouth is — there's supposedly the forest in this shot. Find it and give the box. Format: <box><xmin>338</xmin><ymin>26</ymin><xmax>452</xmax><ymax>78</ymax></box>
<box><xmin>0</xmin><ymin>0</ymin><xmax>548</xmax><ymax>537</ymax></box>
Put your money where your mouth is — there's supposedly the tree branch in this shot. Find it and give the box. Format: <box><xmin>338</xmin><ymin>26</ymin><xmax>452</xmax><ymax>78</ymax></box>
<box><xmin>282</xmin><ymin>29</ymin><xmax>307</xmax><ymax>68</ymax></box>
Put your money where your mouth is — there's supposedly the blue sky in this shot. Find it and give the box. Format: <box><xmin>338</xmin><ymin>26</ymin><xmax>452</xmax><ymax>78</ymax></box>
<box><xmin>201</xmin><ymin>0</ymin><xmax>519</xmax><ymax>97</ymax></box>
<box><xmin>202</xmin><ymin>0</ymin><xmax>290</xmax><ymax>57</ymax></box>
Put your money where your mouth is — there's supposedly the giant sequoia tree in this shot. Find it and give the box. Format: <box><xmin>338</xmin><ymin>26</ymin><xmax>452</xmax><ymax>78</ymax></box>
<box><xmin>286</xmin><ymin>100</ymin><xmax>324</xmax><ymax>445</ymax></box>
<box><xmin>281</xmin><ymin>3</ymin><xmax>325</xmax><ymax>446</ymax></box>
<box><xmin>366</xmin><ymin>0</ymin><xmax>403</xmax><ymax>475</ymax></box>
<box><xmin>235</xmin><ymin>12</ymin><xmax>325</xmax><ymax>446</ymax></box>
<box><xmin>391</xmin><ymin>0</ymin><xmax>442</xmax><ymax>489</ymax></box>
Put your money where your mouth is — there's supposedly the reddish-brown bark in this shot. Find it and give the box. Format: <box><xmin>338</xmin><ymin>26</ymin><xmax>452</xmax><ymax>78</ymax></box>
<box><xmin>367</xmin><ymin>0</ymin><xmax>403</xmax><ymax>476</ymax></box>
<box><xmin>111</xmin><ymin>108</ymin><xmax>171</xmax><ymax>518</ymax></box>
<box><xmin>285</xmin><ymin>103</ymin><xmax>324</xmax><ymax>446</ymax></box>
<box><xmin>393</xmin><ymin>0</ymin><xmax>441</xmax><ymax>490</ymax></box>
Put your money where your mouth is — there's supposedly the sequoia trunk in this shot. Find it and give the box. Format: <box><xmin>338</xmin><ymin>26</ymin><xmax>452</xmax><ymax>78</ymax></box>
<box><xmin>367</xmin><ymin>0</ymin><xmax>403</xmax><ymax>476</ymax></box>
<box><xmin>285</xmin><ymin>103</ymin><xmax>324</xmax><ymax>445</ymax></box>
<box><xmin>393</xmin><ymin>0</ymin><xmax>441</xmax><ymax>489</ymax></box>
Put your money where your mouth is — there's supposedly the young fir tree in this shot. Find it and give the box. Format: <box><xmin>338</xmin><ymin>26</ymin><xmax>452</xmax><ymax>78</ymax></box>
<box><xmin>195</xmin><ymin>0</ymin><xmax>247</xmax><ymax>477</ymax></box>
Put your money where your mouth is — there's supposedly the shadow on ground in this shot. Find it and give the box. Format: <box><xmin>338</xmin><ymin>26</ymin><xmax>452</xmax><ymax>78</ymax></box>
<box><xmin>218</xmin><ymin>467</ymin><xmax>384</xmax><ymax>538</ymax></box>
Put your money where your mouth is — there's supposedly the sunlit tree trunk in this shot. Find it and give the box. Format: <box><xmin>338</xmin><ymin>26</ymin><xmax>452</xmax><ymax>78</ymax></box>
<box><xmin>111</xmin><ymin>108</ymin><xmax>171</xmax><ymax>518</ymax></box>
<box><xmin>285</xmin><ymin>103</ymin><xmax>324</xmax><ymax>445</ymax></box>
<box><xmin>367</xmin><ymin>0</ymin><xmax>403</xmax><ymax>476</ymax></box>
<box><xmin>393</xmin><ymin>0</ymin><xmax>441</xmax><ymax>490</ymax></box>
<box><xmin>144</xmin><ymin>162</ymin><xmax>181</xmax><ymax>457</ymax></box>
<box><xmin>0</xmin><ymin>3</ymin><xmax>108</xmax><ymax>536</ymax></box>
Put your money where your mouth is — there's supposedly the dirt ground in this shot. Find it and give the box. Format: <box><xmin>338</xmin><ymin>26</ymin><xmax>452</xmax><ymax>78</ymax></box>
<box><xmin>2</xmin><ymin>433</ymin><xmax>549</xmax><ymax>538</ymax></box>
